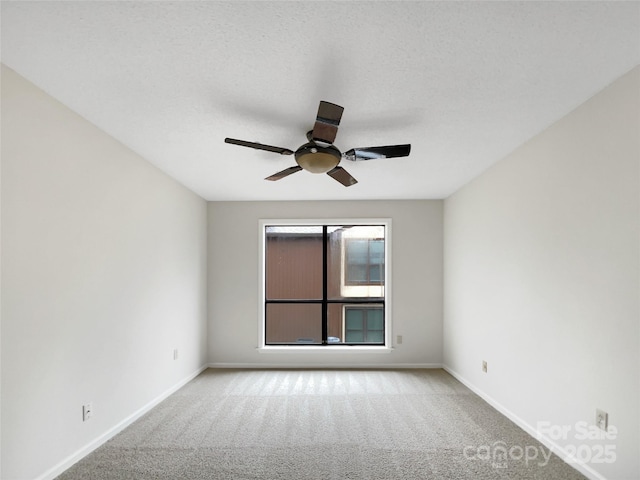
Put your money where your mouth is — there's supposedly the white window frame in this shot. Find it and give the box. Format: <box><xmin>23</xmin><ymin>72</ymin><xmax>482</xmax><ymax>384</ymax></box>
<box><xmin>258</xmin><ymin>218</ymin><xmax>392</xmax><ymax>351</ymax></box>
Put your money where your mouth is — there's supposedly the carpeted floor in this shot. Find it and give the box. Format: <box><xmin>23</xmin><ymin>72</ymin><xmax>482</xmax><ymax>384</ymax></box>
<box><xmin>55</xmin><ymin>369</ymin><xmax>586</xmax><ymax>479</ymax></box>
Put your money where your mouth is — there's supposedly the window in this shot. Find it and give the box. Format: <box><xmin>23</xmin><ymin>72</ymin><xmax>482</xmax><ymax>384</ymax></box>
<box><xmin>261</xmin><ymin>221</ymin><xmax>389</xmax><ymax>347</ymax></box>
<box><xmin>344</xmin><ymin>306</ymin><xmax>384</xmax><ymax>343</ymax></box>
<box><xmin>345</xmin><ymin>238</ymin><xmax>385</xmax><ymax>285</ymax></box>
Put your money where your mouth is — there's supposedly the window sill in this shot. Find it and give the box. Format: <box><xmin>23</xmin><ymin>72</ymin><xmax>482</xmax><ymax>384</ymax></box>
<box><xmin>257</xmin><ymin>345</ymin><xmax>393</xmax><ymax>353</ymax></box>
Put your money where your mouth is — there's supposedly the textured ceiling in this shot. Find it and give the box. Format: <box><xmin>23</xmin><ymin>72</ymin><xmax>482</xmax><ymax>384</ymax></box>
<box><xmin>2</xmin><ymin>1</ymin><xmax>639</xmax><ymax>201</ymax></box>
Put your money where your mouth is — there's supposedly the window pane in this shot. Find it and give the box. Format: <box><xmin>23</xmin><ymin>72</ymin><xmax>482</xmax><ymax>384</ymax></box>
<box><xmin>370</xmin><ymin>240</ymin><xmax>384</xmax><ymax>259</ymax></box>
<box><xmin>367</xmin><ymin>309</ymin><xmax>384</xmax><ymax>330</ymax></box>
<box><xmin>345</xmin><ymin>330</ymin><xmax>364</xmax><ymax>343</ymax></box>
<box><xmin>346</xmin><ymin>265</ymin><xmax>367</xmax><ymax>284</ymax></box>
<box><xmin>345</xmin><ymin>309</ymin><xmax>363</xmax><ymax>329</ymax></box>
<box><xmin>265</xmin><ymin>303</ymin><xmax>322</xmax><ymax>344</ymax></box>
<box><xmin>347</xmin><ymin>239</ymin><xmax>368</xmax><ymax>263</ymax></box>
<box><xmin>345</xmin><ymin>307</ymin><xmax>365</xmax><ymax>344</ymax></box>
<box><xmin>366</xmin><ymin>330</ymin><xmax>384</xmax><ymax>343</ymax></box>
<box><xmin>369</xmin><ymin>265</ymin><xmax>382</xmax><ymax>283</ymax></box>
<box><xmin>265</xmin><ymin>226</ymin><xmax>323</xmax><ymax>300</ymax></box>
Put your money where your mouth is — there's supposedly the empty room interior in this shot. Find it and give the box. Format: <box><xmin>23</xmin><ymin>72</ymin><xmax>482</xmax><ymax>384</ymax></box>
<box><xmin>1</xmin><ymin>2</ymin><xmax>639</xmax><ymax>480</ymax></box>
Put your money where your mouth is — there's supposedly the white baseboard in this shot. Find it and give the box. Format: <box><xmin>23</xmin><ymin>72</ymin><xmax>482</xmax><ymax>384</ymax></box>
<box><xmin>208</xmin><ymin>362</ymin><xmax>443</xmax><ymax>369</ymax></box>
<box><xmin>36</xmin><ymin>364</ymin><xmax>209</xmax><ymax>480</ymax></box>
<box><xmin>442</xmin><ymin>364</ymin><xmax>607</xmax><ymax>480</ymax></box>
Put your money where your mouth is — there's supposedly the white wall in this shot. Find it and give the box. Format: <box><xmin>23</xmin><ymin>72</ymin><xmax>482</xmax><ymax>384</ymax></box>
<box><xmin>443</xmin><ymin>67</ymin><xmax>639</xmax><ymax>480</ymax></box>
<box><xmin>208</xmin><ymin>200</ymin><xmax>443</xmax><ymax>367</ymax></box>
<box><xmin>1</xmin><ymin>65</ymin><xmax>209</xmax><ymax>480</ymax></box>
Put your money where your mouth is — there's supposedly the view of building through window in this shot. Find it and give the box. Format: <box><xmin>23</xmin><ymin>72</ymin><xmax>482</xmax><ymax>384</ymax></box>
<box><xmin>264</xmin><ymin>224</ymin><xmax>386</xmax><ymax>345</ymax></box>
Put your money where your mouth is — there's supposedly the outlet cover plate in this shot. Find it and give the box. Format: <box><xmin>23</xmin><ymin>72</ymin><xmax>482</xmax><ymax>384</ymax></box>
<box><xmin>83</xmin><ymin>403</ymin><xmax>93</xmax><ymax>421</ymax></box>
<box><xmin>596</xmin><ymin>409</ymin><xmax>608</xmax><ymax>431</ymax></box>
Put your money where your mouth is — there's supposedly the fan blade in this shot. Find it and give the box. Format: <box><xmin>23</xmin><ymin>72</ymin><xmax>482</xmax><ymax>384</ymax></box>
<box><xmin>327</xmin><ymin>166</ymin><xmax>358</xmax><ymax>187</ymax></box>
<box><xmin>343</xmin><ymin>144</ymin><xmax>411</xmax><ymax>161</ymax></box>
<box><xmin>265</xmin><ymin>166</ymin><xmax>303</xmax><ymax>181</ymax></box>
<box><xmin>225</xmin><ymin>138</ymin><xmax>294</xmax><ymax>155</ymax></box>
<box><xmin>311</xmin><ymin>101</ymin><xmax>344</xmax><ymax>144</ymax></box>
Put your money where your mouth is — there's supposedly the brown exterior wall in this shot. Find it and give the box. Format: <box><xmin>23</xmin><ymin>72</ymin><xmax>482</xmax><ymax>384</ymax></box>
<box><xmin>266</xmin><ymin>235</ymin><xmax>323</xmax><ymax>299</ymax></box>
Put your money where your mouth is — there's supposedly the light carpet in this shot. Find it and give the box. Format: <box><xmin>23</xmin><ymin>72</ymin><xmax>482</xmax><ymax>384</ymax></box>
<box><xmin>55</xmin><ymin>369</ymin><xmax>586</xmax><ymax>479</ymax></box>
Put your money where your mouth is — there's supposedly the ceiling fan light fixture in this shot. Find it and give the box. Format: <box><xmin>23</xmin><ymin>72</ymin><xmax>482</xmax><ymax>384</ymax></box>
<box><xmin>295</xmin><ymin>143</ymin><xmax>341</xmax><ymax>173</ymax></box>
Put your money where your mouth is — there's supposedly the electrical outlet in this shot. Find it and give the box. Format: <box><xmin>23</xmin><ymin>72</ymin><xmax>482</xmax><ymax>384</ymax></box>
<box><xmin>596</xmin><ymin>409</ymin><xmax>608</xmax><ymax>431</ymax></box>
<box><xmin>82</xmin><ymin>403</ymin><xmax>93</xmax><ymax>421</ymax></box>
<box><xmin>482</xmin><ymin>360</ymin><xmax>488</xmax><ymax>373</ymax></box>
<box><xmin>396</xmin><ymin>335</ymin><xmax>403</xmax><ymax>345</ymax></box>
<box><xmin>173</xmin><ymin>348</ymin><xmax>178</xmax><ymax>360</ymax></box>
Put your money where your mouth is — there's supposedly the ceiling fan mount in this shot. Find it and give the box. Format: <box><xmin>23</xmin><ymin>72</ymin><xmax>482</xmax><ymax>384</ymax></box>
<box><xmin>224</xmin><ymin>101</ymin><xmax>411</xmax><ymax>187</ymax></box>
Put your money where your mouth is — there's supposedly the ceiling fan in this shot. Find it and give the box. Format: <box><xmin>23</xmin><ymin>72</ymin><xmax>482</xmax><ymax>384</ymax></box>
<box><xmin>224</xmin><ymin>101</ymin><xmax>411</xmax><ymax>187</ymax></box>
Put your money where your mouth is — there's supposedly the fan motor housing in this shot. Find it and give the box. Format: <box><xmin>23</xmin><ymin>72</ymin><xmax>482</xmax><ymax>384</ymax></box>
<box><xmin>294</xmin><ymin>142</ymin><xmax>341</xmax><ymax>174</ymax></box>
